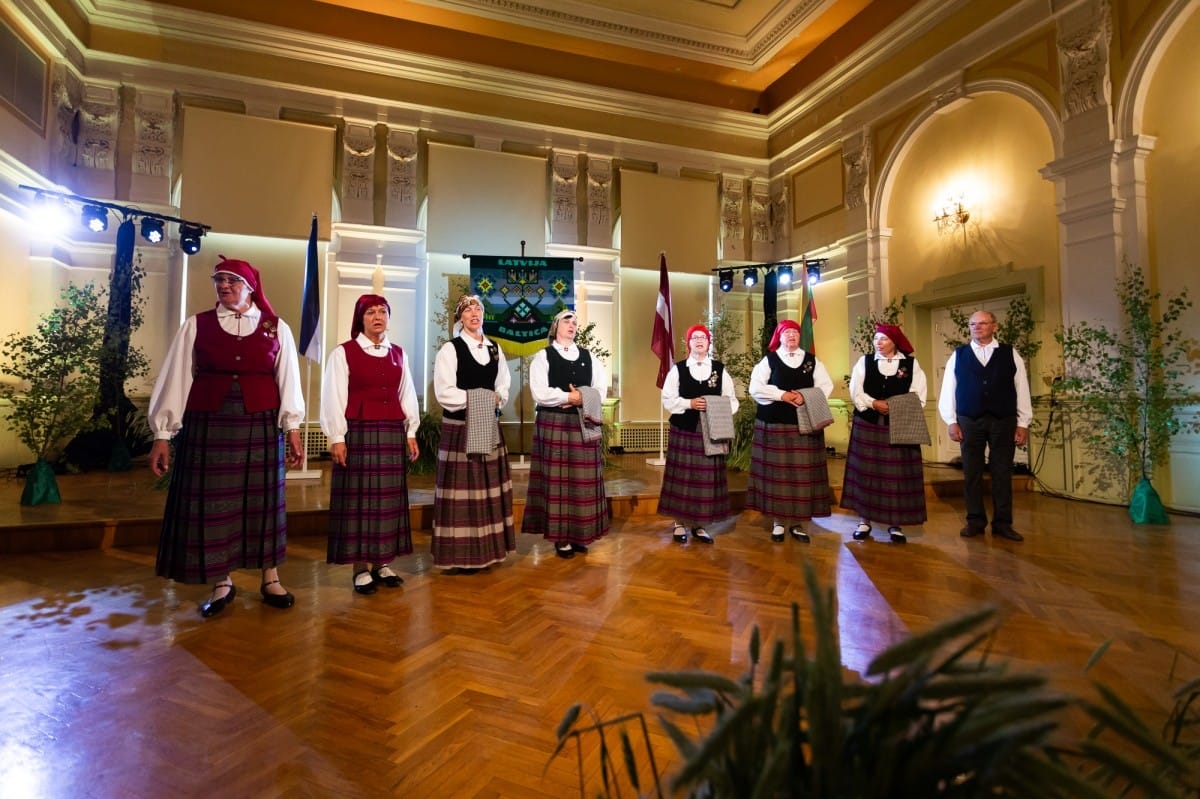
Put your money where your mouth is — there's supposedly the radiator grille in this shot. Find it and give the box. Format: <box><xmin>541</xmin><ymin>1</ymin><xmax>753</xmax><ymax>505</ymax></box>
<box><xmin>300</xmin><ymin>424</ymin><xmax>329</xmax><ymax>459</ymax></box>
<box><xmin>618</xmin><ymin>423</ymin><xmax>665</xmax><ymax>452</ymax></box>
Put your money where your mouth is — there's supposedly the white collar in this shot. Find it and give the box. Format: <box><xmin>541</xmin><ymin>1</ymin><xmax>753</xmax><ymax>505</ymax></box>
<box><xmin>216</xmin><ymin>303</ymin><xmax>259</xmax><ymax>319</ymax></box>
<box><xmin>356</xmin><ymin>332</ymin><xmax>390</xmax><ymax>349</ymax></box>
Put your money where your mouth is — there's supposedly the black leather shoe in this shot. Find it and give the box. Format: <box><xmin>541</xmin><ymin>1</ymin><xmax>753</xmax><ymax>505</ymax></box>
<box><xmin>770</xmin><ymin>525</ymin><xmax>785</xmax><ymax>543</ymax></box>
<box><xmin>353</xmin><ymin>570</ymin><xmax>378</xmax><ymax>595</ymax></box>
<box><xmin>671</xmin><ymin>525</ymin><xmax>688</xmax><ymax>544</ymax></box>
<box><xmin>570</xmin><ymin>543</ymin><xmax>589</xmax><ymax>554</ymax></box>
<box><xmin>555</xmin><ymin>544</ymin><xmax>575</xmax><ymax>559</ymax></box>
<box><xmin>200</xmin><ymin>582</ymin><xmax>235</xmax><ymax>618</ymax></box>
<box><xmin>993</xmin><ymin>527</ymin><xmax>1024</xmax><ymax>542</ymax></box>
<box><xmin>790</xmin><ymin>525</ymin><xmax>810</xmax><ymax>543</ymax></box>
<box><xmin>852</xmin><ymin>523</ymin><xmax>872</xmax><ymax>541</ymax></box>
<box><xmin>692</xmin><ymin>528</ymin><xmax>713</xmax><ymax>544</ymax></box>
<box><xmin>888</xmin><ymin>526</ymin><xmax>907</xmax><ymax>544</ymax></box>
<box><xmin>371</xmin><ymin>566</ymin><xmax>403</xmax><ymax>588</ymax></box>
<box><xmin>960</xmin><ymin>525</ymin><xmax>985</xmax><ymax>538</ymax></box>
<box><xmin>260</xmin><ymin>579</ymin><xmax>295</xmax><ymax>609</ymax></box>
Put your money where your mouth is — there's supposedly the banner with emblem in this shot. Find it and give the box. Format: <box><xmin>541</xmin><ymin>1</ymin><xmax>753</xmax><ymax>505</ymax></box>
<box><xmin>469</xmin><ymin>256</ymin><xmax>576</xmax><ymax>357</ymax></box>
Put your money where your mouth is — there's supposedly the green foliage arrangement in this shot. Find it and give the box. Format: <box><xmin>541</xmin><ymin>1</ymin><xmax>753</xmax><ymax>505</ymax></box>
<box><xmin>942</xmin><ymin>293</ymin><xmax>1042</xmax><ymax>363</ymax></box>
<box><xmin>409</xmin><ymin>408</ymin><xmax>443</xmax><ymax>476</ymax></box>
<box><xmin>0</xmin><ymin>283</ymin><xmax>107</xmax><ymax>503</ymax></box>
<box><xmin>707</xmin><ymin>306</ymin><xmax>763</xmax><ymax>471</ymax></box>
<box><xmin>553</xmin><ymin>562</ymin><xmax>1200</xmax><ymax>798</ymax></box>
<box><xmin>1054</xmin><ymin>264</ymin><xmax>1198</xmax><ymax>519</ymax></box>
<box><xmin>849</xmin><ymin>295</ymin><xmax>908</xmax><ymax>357</ymax></box>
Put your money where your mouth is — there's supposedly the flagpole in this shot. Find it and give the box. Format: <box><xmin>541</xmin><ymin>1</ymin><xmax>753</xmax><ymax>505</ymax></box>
<box><xmin>645</xmin><ymin>403</ymin><xmax>666</xmax><ymax>467</ymax></box>
<box><xmin>288</xmin><ymin>357</ymin><xmax>323</xmax><ymax>480</ymax></box>
<box><xmin>647</xmin><ymin>251</ymin><xmax>672</xmax><ymax>467</ymax></box>
<box><xmin>289</xmin><ymin>212</ymin><xmax>322</xmax><ymax>480</ymax></box>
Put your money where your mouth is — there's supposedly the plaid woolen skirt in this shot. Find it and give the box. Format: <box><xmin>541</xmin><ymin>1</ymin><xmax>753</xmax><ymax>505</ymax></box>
<box><xmin>839</xmin><ymin>415</ymin><xmax>927</xmax><ymax>525</ymax></box>
<box><xmin>522</xmin><ymin>409</ymin><xmax>610</xmax><ymax>544</ymax></box>
<box><xmin>156</xmin><ymin>387</ymin><xmax>287</xmax><ymax>584</ymax></box>
<box><xmin>746</xmin><ymin>419</ymin><xmax>832</xmax><ymax>521</ymax></box>
<box><xmin>657</xmin><ymin>425</ymin><xmax>731</xmax><ymax>526</ymax></box>
<box><xmin>432</xmin><ymin>417</ymin><xmax>516</xmax><ymax>568</ymax></box>
<box><xmin>327</xmin><ymin>419</ymin><xmax>413</xmax><ymax>564</ymax></box>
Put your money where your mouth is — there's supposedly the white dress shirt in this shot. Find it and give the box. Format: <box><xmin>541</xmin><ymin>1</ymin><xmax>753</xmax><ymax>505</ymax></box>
<box><xmin>320</xmin><ymin>333</ymin><xmax>421</xmax><ymax>444</ymax></box>
<box><xmin>529</xmin><ymin>342</ymin><xmax>608</xmax><ymax>406</ymax></box>
<box><xmin>849</xmin><ymin>352</ymin><xmax>928</xmax><ymax>412</ymax></box>
<box><xmin>937</xmin><ymin>340</ymin><xmax>1033</xmax><ymax>427</ymax></box>
<box><xmin>148</xmin><ymin>303</ymin><xmax>305</xmax><ymax>439</ymax></box>
<box><xmin>433</xmin><ymin>331</ymin><xmax>512</xmax><ymax>412</ymax></box>
<box><xmin>660</xmin><ymin>355</ymin><xmax>739</xmax><ymax>416</ymax></box>
<box><xmin>749</xmin><ymin>348</ymin><xmax>834</xmax><ymax>404</ymax></box>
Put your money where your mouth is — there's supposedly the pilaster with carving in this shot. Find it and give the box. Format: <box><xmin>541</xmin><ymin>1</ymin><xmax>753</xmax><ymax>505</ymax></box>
<box><xmin>550</xmin><ymin>151</ymin><xmax>580</xmax><ymax>245</ymax></box>
<box><xmin>750</xmin><ymin>178</ymin><xmax>771</xmax><ymax>260</ymax></box>
<box><xmin>77</xmin><ymin>84</ymin><xmax>120</xmax><ymax>173</ymax></box>
<box><xmin>339</xmin><ymin>121</ymin><xmax>375</xmax><ymax>225</ymax></box>
<box><xmin>386</xmin><ymin>128</ymin><xmax>419</xmax><ymax>229</ymax></box>
<box><xmin>771</xmin><ymin>182</ymin><xmax>790</xmax><ymax>257</ymax></box>
<box><xmin>132</xmin><ymin>96</ymin><xmax>172</xmax><ymax>178</ymax></box>
<box><xmin>843</xmin><ymin>136</ymin><xmax>870</xmax><ymax>213</ymax></box>
<box><xmin>721</xmin><ymin>174</ymin><xmax>746</xmax><ymax>261</ymax></box>
<box><xmin>585</xmin><ymin>156</ymin><xmax>613</xmax><ymax>249</ymax></box>
<box><xmin>1056</xmin><ymin>1</ymin><xmax>1113</xmax><ymax>123</ymax></box>
<box><xmin>50</xmin><ymin>65</ymin><xmax>82</xmax><ymax>183</ymax></box>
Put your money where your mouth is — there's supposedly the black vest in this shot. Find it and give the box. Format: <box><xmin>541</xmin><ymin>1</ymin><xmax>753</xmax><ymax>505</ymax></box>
<box><xmin>442</xmin><ymin>337</ymin><xmax>501</xmax><ymax>421</ymax></box>
<box><xmin>953</xmin><ymin>343</ymin><xmax>1017</xmax><ymax>419</ymax></box>
<box><xmin>855</xmin><ymin>354</ymin><xmax>914</xmax><ymax>425</ymax></box>
<box><xmin>670</xmin><ymin>359</ymin><xmax>725</xmax><ymax>432</ymax></box>
<box><xmin>756</xmin><ymin>350</ymin><xmax>817</xmax><ymax>424</ymax></box>
<box><xmin>538</xmin><ymin>346</ymin><xmax>593</xmax><ymax>412</ymax></box>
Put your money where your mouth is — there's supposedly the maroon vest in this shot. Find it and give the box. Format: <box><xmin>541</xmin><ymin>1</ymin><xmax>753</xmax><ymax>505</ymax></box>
<box><xmin>343</xmin><ymin>341</ymin><xmax>407</xmax><ymax>421</ymax></box>
<box><xmin>185</xmin><ymin>309</ymin><xmax>282</xmax><ymax>413</ymax></box>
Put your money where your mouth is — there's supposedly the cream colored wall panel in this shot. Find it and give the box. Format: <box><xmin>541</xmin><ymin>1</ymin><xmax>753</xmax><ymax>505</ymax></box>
<box><xmin>619</xmin><ymin>170</ymin><xmax>718</xmax><ymax>273</ymax></box>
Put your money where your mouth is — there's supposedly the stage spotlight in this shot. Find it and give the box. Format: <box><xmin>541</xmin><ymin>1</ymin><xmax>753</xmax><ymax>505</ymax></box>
<box><xmin>777</xmin><ymin>264</ymin><xmax>793</xmax><ymax>286</ymax></box>
<box><xmin>140</xmin><ymin>217</ymin><xmax>165</xmax><ymax>244</ymax></box>
<box><xmin>81</xmin><ymin>204</ymin><xmax>109</xmax><ymax>233</ymax></box>
<box><xmin>806</xmin><ymin>262</ymin><xmax>822</xmax><ymax>287</ymax></box>
<box><xmin>179</xmin><ymin>223</ymin><xmax>205</xmax><ymax>255</ymax></box>
<box><xmin>718</xmin><ymin>268</ymin><xmax>734</xmax><ymax>292</ymax></box>
<box><xmin>742</xmin><ymin>267</ymin><xmax>757</xmax><ymax>288</ymax></box>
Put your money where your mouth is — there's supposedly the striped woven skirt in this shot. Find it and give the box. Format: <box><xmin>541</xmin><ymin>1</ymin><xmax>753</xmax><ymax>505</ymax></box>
<box><xmin>839</xmin><ymin>415</ymin><xmax>927</xmax><ymax>525</ymax></box>
<box><xmin>431</xmin><ymin>417</ymin><xmax>516</xmax><ymax>568</ymax></box>
<box><xmin>155</xmin><ymin>388</ymin><xmax>287</xmax><ymax>584</ymax></box>
<box><xmin>746</xmin><ymin>419</ymin><xmax>832</xmax><ymax>521</ymax></box>
<box><xmin>521</xmin><ymin>409</ymin><xmax>610</xmax><ymax>545</ymax></box>
<box><xmin>657</xmin><ymin>426</ymin><xmax>731</xmax><ymax>526</ymax></box>
<box><xmin>327</xmin><ymin>419</ymin><xmax>413</xmax><ymax>564</ymax></box>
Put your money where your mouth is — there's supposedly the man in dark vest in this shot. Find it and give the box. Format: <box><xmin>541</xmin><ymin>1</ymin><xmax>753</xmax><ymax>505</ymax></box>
<box><xmin>937</xmin><ymin>310</ymin><xmax>1033</xmax><ymax>541</ymax></box>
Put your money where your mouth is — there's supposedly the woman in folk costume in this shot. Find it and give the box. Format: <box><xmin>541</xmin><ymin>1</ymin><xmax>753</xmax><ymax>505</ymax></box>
<box><xmin>657</xmin><ymin>324</ymin><xmax>739</xmax><ymax>544</ymax></box>
<box><xmin>840</xmin><ymin>324</ymin><xmax>929</xmax><ymax>544</ymax></box>
<box><xmin>747</xmin><ymin>319</ymin><xmax>834</xmax><ymax>543</ymax></box>
<box><xmin>320</xmin><ymin>294</ymin><xmax>420</xmax><ymax>594</ymax></box>
<box><xmin>431</xmin><ymin>294</ymin><xmax>516</xmax><ymax>572</ymax></box>
<box><xmin>148</xmin><ymin>256</ymin><xmax>304</xmax><ymax>618</ymax></box>
<box><xmin>523</xmin><ymin>308</ymin><xmax>610</xmax><ymax>559</ymax></box>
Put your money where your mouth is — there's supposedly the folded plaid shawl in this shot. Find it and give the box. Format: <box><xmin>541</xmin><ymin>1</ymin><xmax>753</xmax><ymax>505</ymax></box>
<box><xmin>795</xmin><ymin>388</ymin><xmax>835</xmax><ymax>433</ymax></box>
<box><xmin>699</xmin><ymin>394</ymin><xmax>734</xmax><ymax>456</ymax></box>
<box><xmin>578</xmin><ymin>385</ymin><xmax>605</xmax><ymax>442</ymax></box>
<box><xmin>886</xmin><ymin>391</ymin><xmax>931</xmax><ymax>446</ymax></box>
<box><xmin>466</xmin><ymin>388</ymin><xmax>501</xmax><ymax>454</ymax></box>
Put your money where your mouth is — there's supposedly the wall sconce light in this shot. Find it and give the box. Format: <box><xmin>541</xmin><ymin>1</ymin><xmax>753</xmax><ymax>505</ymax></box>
<box><xmin>742</xmin><ymin>267</ymin><xmax>758</xmax><ymax>288</ymax></box>
<box><xmin>717</xmin><ymin>268</ymin><xmax>734</xmax><ymax>292</ymax></box>
<box><xmin>933</xmin><ymin>196</ymin><xmax>972</xmax><ymax>238</ymax></box>
<box><xmin>776</xmin><ymin>263</ymin><xmax>793</xmax><ymax>286</ymax></box>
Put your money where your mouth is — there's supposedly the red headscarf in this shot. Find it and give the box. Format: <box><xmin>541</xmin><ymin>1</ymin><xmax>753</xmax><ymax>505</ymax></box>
<box><xmin>685</xmin><ymin>324</ymin><xmax>711</xmax><ymax>344</ymax></box>
<box><xmin>767</xmin><ymin>319</ymin><xmax>801</xmax><ymax>352</ymax></box>
<box><xmin>874</xmin><ymin>323</ymin><xmax>914</xmax><ymax>355</ymax></box>
<box><xmin>212</xmin><ymin>255</ymin><xmax>277</xmax><ymax>317</ymax></box>
<box><xmin>351</xmin><ymin>294</ymin><xmax>391</xmax><ymax>339</ymax></box>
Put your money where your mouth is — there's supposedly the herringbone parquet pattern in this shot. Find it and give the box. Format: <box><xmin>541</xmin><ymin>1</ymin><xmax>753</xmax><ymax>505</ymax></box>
<box><xmin>2</xmin><ymin>486</ymin><xmax>1199</xmax><ymax>798</ymax></box>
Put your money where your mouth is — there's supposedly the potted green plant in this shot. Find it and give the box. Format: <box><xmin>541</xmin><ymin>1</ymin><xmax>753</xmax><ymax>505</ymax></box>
<box><xmin>1</xmin><ymin>283</ymin><xmax>107</xmax><ymax>505</ymax></box>
<box><xmin>553</xmin><ymin>562</ymin><xmax>1198</xmax><ymax>797</ymax></box>
<box><xmin>1054</xmin><ymin>263</ymin><xmax>1197</xmax><ymax>523</ymax></box>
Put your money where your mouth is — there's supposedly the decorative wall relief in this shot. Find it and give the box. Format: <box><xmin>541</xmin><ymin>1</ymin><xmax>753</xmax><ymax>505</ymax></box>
<box><xmin>751</xmin><ymin>179</ymin><xmax>771</xmax><ymax>244</ymax></box>
<box><xmin>771</xmin><ymin>184</ymin><xmax>790</xmax><ymax>254</ymax></box>
<box><xmin>51</xmin><ymin>67</ymin><xmax>82</xmax><ymax>171</ymax></box>
<box><xmin>843</xmin><ymin>139</ymin><xmax>870</xmax><ymax>211</ymax></box>
<box><xmin>387</xmin><ymin>128</ymin><xmax>417</xmax><ymax>207</ymax></box>
<box><xmin>133</xmin><ymin>104</ymin><xmax>173</xmax><ymax>178</ymax></box>
<box><xmin>77</xmin><ymin>86</ymin><xmax>119</xmax><ymax>171</ymax></box>
<box><xmin>342</xmin><ymin>123</ymin><xmax>376</xmax><ymax>202</ymax></box>
<box><xmin>586</xmin><ymin>156</ymin><xmax>612</xmax><ymax>248</ymax></box>
<box><xmin>552</xmin><ymin>152</ymin><xmax>579</xmax><ymax>225</ymax></box>
<box><xmin>721</xmin><ymin>175</ymin><xmax>745</xmax><ymax>243</ymax></box>
<box><xmin>1057</xmin><ymin>1</ymin><xmax>1113</xmax><ymax>119</ymax></box>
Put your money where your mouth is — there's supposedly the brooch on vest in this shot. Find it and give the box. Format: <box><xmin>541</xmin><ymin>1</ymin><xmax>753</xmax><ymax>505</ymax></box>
<box><xmin>261</xmin><ymin>320</ymin><xmax>277</xmax><ymax>339</ymax></box>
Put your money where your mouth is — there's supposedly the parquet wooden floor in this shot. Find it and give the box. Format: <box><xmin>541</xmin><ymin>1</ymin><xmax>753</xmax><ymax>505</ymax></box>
<box><xmin>1</xmin><ymin>459</ymin><xmax>1198</xmax><ymax>798</ymax></box>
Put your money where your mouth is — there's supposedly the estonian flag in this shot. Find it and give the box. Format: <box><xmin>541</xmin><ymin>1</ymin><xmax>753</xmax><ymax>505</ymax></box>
<box><xmin>298</xmin><ymin>214</ymin><xmax>321</xmax><ymax>362</ymax></box>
